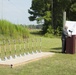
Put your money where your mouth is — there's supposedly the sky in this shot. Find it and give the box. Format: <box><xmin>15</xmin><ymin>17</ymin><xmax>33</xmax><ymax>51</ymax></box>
<box><xmin>0</xmin><ymin>0</ymin><xmax>37</xmax><ymax>25</ymax></box>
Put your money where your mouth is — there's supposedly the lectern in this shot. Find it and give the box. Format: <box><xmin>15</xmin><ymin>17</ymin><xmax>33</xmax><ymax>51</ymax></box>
<box><xmin>66</xmin><ymin>35</ymin><xmax>76</xmax><ymax>54</ymax></box>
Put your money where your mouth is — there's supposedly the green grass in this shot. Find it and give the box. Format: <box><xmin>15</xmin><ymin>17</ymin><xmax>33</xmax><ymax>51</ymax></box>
<box><xmin>0</xmin><ymin>29</ymin><xmax>76</xmax><ymax>75</ymax></box>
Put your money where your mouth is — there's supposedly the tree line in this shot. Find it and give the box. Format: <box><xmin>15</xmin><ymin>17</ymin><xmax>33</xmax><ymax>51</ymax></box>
<box><xmin>26</xmin><ymin>25</ymin><xmax>42</xmax><ymax>29</ymax></box>
<box><xmin>28</xmin><ymin>0</ymin><xmax>76</xmax><ymax>36</ymax></box>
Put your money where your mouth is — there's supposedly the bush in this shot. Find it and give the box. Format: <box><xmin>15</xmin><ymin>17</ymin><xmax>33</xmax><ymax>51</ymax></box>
<box><xmin>47</xmin><ymin>26</ymin><xmax>54</xmax><ymax>34</ymax></box>
<box><xmin>44</xmin><ymin>25</ymin><xmax>54</xmax><ymax>38</ymax></box>
<box><xmin>44</xmin><ymin>25</ymin><xmax>61</xmax><ymax>38</ymax></box>
<box><xmin>44</xmin><ymin>33</ymin><xmax>54</xmax><ymax>38</ymax></box>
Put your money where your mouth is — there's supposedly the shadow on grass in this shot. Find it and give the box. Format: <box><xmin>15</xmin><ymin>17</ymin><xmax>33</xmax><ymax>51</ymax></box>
<box><xmin>50</xmin><ymin>47</ymin><xmax>62</xmax><ymax>53</ymax></box>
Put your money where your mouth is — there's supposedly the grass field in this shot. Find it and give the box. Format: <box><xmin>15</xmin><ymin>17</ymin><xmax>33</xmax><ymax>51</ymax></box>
<box><xmin>0</xmin><ymin>29</ymin><xmax>76</xmax><ymax>75</ymax></box>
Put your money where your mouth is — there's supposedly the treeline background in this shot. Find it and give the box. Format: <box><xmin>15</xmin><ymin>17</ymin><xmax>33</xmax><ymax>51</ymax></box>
<box><xmin>26</xmin><ymin>25</ymin><xmax>42</xmax><ymax>29</ymax></box>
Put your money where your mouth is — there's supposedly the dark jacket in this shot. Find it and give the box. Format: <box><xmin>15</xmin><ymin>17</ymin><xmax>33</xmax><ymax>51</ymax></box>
<box><xmin>61</xmin><ymin>28</ymin><xmax>68</xmax><ymax>40</ymax></box>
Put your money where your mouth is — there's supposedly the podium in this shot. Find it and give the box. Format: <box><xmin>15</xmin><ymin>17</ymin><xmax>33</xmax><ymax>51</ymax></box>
<box><xmin>66</xmin><ymin>35</ymin><xmax>76</xmax><ymax>54</ymax></box>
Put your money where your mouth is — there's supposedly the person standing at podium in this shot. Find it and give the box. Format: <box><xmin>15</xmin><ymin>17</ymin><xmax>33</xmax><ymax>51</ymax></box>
<box><xmin>61</xmin><ymin>26</ymin><xmax>69</xmax><ymax>53</ymax></box>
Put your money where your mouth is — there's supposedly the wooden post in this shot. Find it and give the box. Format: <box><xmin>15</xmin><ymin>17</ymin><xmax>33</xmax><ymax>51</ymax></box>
<box><xmin>24</xmin><ymin>39</ymin><xmax>26</xmax><ymax>51</ymax></box>
<box><xmin>0</xmin><ymin>43</ymin><xmax>1</xmax><ymax>58</ymax></box>
<box><xmin>40</xmin><ymin>38</ymin><xmax>42</xmax><ymax>52</ymax></box>
<box><xmin>4</xmin><ymin>40</ymin><xmax>6</xmax><ymax>56</ymax></box>
<box><xmin>8</xmin><ymin>40</ymin><xmax>11</xmax><ymax>55</ymax></box>
<box><xmin>14</xmin><ymin>40</ymin><xmax>16</xmax><ymax>54</ymax></box>
<box><xmin>32</xmin><ymin>39</ymin><xmax>34</xmax><ymax>50</ymax></box>
<box><xmin>19</xmin><ymin>39</ymin><xmax>21</xmax><ymax>53</ymax></box>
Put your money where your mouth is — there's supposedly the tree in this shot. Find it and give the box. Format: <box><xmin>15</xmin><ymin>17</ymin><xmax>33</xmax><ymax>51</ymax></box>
<box><xmin>28</xmin><ymin>0</ymin><xmax>76</xmax><ymax>35</ymax></box>
<box><xmin>52</xmin><ymin>0</ymin><xmax>76</xmax><ymax>35</ymax></box>
<box><xmin>28</xmin><ymin>0</ymin><xmax>52</xmax><ymax>34</ymax></box>
<box><xmin>58</xmin><ymin>0</ymin><xmax>76</xmax><ymax>20</ymax></box>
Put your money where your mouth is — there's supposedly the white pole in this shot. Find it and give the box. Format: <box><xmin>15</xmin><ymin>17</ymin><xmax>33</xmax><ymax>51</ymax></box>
<box><xmin>63</xmin><ymin>11</ymin><xmax>66</xmax><ymax>28</ymax></box>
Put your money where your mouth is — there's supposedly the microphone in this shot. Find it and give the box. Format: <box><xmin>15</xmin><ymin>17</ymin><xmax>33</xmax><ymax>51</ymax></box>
<box><xmin>69</xmin><ymin>30</ymin><xmax>72</xmax><ymax>33</ymax></box>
